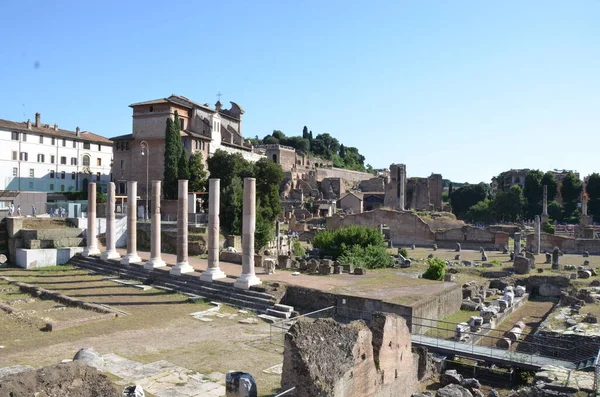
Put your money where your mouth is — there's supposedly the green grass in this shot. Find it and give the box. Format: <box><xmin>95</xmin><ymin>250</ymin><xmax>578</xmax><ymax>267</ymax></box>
<box><xmin>424</xmin><ymin>310</ymin><xmax>479</xmax><ymax>339</ymax></box>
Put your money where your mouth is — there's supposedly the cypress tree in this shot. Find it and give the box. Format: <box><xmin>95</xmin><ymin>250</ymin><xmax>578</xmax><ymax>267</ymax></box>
<box><xmin>178</xmin><ymin>148</ymin><xmax>190</xmax><ymax>181</ymax></box>
<box><xmin>163</xmin><ymin>114</ymin><xmax>180</xmax><ymax>199</ymax></box>
<box><xmin>188</xmin><ymin>152</ymin><xmax>207</xmax><ymax>192</ymax></box>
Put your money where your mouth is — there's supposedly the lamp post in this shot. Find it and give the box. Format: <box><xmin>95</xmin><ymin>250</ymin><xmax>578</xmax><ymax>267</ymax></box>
<box><xmin>140</xmin><ymin>141</ymin><xmax>149</xmax><ymax>221</ymax></box>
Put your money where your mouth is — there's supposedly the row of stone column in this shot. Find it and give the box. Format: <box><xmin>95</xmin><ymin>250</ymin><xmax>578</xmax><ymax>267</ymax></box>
<box><xmin>82</xmin><ymin>178</ymin><xmax>261</xmax><ymax>289</ymax></box>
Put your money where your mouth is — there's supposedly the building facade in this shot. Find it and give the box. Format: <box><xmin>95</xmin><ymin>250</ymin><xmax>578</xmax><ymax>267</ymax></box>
<box><xmin>0</xmin><ymin>113</ymin><xmax>113</xmax><ymax>193</ymax></box>
<box><xmin>111</xmin><ymin>94</ymin><xmax>264</xmax><ymax>196</ymax></box>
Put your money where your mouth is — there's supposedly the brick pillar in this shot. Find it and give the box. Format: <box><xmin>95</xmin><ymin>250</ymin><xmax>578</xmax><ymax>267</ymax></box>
<box><xmin>170</xmin><ymin>180</ymin><xmax>194</xmax><ymax>275</ymax></box>
<box><xmin>101</xmin><ymin>182</ymin><xmax>120</xmax><ymax>260</ymax></box>
<box><xmin>201</xmin><ymin>179</ymin><xmax>226</xmax><ymax>281</ymax></box>
<box><xmin>121</xmin><ymin>181</ymin><xmax>142</xmax><ymax>264</ymax></box>
<box><xmin>83</xmin><ymin>182</ymin><xmax>100</xmax><ymax>256</ymax></box>
<box><xmin>234</xmin><ymin>178</ymin><xmax>261</xmax><ymax>289</ymax></box>
<box><xmin>145</xmin><ymin>180</ymin><xmax>166</xmax><ymax>269</ymax></box>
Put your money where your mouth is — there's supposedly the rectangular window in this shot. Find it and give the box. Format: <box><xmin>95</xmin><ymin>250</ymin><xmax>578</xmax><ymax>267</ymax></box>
<box><xmin>97</xmin><ymin>158</ymin><xmax>102</xmax><ymax>166</ymax></box>
<box><xmin>73</xmin><ymin>140</ymin><xmax>76</xmax><ymax>148</ymax></box>
<box><xmin>11</xmin><ymin>132</ymin><xmax>19</xmax><ymax>140</ymax></box>
<box><xmin>61</xmin><ymin>184</ymin><xmax>65</xmax><ymax>191</ymax></box>
<box><xmin>180</xmin><ymin>119</ymin><xmax>185</xmax><ymax>130</ymax></box>
<box><xmin>60</xmin><ymin>156</ymin><xmax>66</xmax><ymax>165</ymax></box>
<box><xmin>51</xmin><ymin>155</ymin><xmax>55</xmax><ymax>164</ymax></box>
<box><xmin>29</xmin><ymin>169</ymin><xmax>34</xmax><ymax>177</ymax></box>
<box><xmin>51</xmin><ymin>137</ymin><xmax>55</xmax><ymax>145</ymax></box>
<box><xmin>71</xmin><ymin>172</ymin><xmax>76</xmax><ymax>180</ymax></box>
<box><xmin>120</xmin><ymin>160</ymin><xmax>124</xmax><ymax>169</ymax></box>
<box><xmin>37</xmin><ymin>154</ymin><xmax>45</xmax><ymax>163</ymax></box>
<box><xmin>39</xmin><ymin>135</ymin><xmax>43</xmax><ymax>144</ymax></box>
<box><xmin>96</xmin><ymin>172</ymin><xmax>101</xmax><ymax>181</ymax></box>
<box><xmin>61</xmin><ymin>171</ymin><xmax>65</xmax><ymax>179</ymax></box>
<box><xmin>83</xmin><ymin>142</ymin><xmax>90</xmax><ymax>149</ymax></box>
<box><xmin>98</xmin><ymin>144</ymin><xmax>101</xmax><ymax>151</ymax></box>
<box><xmin>22</xmin><ymin>133</ymin><xmax>27</xmax><ymax>142</ymax></box>
<box><xmin>12</xmin><ymin>168</ymin><xmax>17</xmax><ymax>177</ymax></box>
<box><xmin>20</xmin><ymin>152</ymin><xmax>28</xmax><ymax>161</ymax></box>
<box><xmin>71</xmin><ymin>157</ymin><xmax>77</xmax><ymax>166</ymax></box>
<box><xmin>50</xmin><ymin>170</ymin><xmax>55</xmax><ymax>178</ymax></box>
<box><xmin>49</xmin><ymin>183</ymin><xmax>54</xmax><ymax>190</ymax></box>
<box><xmin>12</xmin><ymin>151</ymin><xmax>17</xmax><ymax>160</ymax></box>
<box><xmin>62</xmin><ymin>139</ymin><xmax>66</xmax><ymax>147</ymax></box>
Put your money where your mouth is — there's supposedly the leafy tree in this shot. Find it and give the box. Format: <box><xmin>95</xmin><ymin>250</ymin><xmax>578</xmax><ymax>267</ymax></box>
<box><xmin>541</xmin><ymin>172</ymin><xmax>558</xmax><ymax>202</ymax></box>
<box><xmin>312</xmin><ymin>225</ymin><xmax>384</xmax><ymax>260</ymax></box>
<box><xmin>548</xmin><ymin>200</ymin><xmax>563</xmax><ymax>222</ymax></box>
<box><xmin>331</xmin><ymin>154</ymin><xmax>345</xmax><ymax>168</ymax></box>
<box><xmin>467</xmin><ymin>198</ymin><xmax>496</xmax><ymax>224</ymax></box>
<box><xmin>495</xmin><ymin>185</ymin><xmax>524</xmax><ymax>222</ymax></box>
<box><xmin>292</xmin><ymin>239</ymin><xmax>305</xmax><ymax>257</ymax></box>
<box><xmin>309</xmin><ymin>130</ymin><xmax>313</xmax><ymax>142</ymax></box>
<box><xmin>560</xmin><ymin>172</ymin><xmax>582</xmax><ymax>217</ymax></box>
<box><xmin>449</xmin><ymin>183</ymin><xmax>488</xmax><ymax>219</ymax></box>
<box><xmin>339</xmin><ymin>144</ymin><xmax>346</xmax><ymax>159</ymax></box>
<box><xmin>542</xmin><ymin>221</ymin><xmax>555</xmax><ymax>234</ymax></box>
<box><xmin>586</xmin><ymin>173</ymin><xmax>600</xmax><ymax>219</ymax></box>
<box><xmin>188</xmin><ymin>152</ymin><xmax>207</xmax><ymax>192</ymax></box>
<box><xmin>523</xmin><ymin>170</ymin><xmax>543</xmax><ymax>219</ymax></box>
<box><xmin>163</xmin><ymin>112</ymin><xmax>182</xmax><ymax>199</ymax></box>
<box><xmin>272</xmin><ymin>130</ymin><xmax>286</xmax><ymax>141</ymax></box>
<box><xmin>263</xmin><ymin>135</ymin><xmax>279</xmax><ymax>145</ymax></box>
<box><xmin>422</xmin><ymin>257</ymin><xmax>446</xmax><ymax>281</ymax></box>
<box><xmin>220</xmin><ymin>176</ymin><xmax>244</xmax><ymax>234</ymax></box>
<box><xmin>302</xmin><ymin>126</ymin><xmax>309</xmax><ymax>140</ymax></box>
<box><xmin>338</xmin><ymin>244</ymin><xmax>394</xmax><ymax>269</ymax></box>
<box><xmin>177</xmin><ymin>148</ymin><xmax>190</xmax><ymax>181</ymax></box>
<box><xmin>311</xmin><ymin>133</ymin><xmax>340</xmax><ymax>160</ymax></box>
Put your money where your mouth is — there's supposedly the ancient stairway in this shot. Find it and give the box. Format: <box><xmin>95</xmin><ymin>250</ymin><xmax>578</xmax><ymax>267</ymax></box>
<box><xmin>69</xmin><ymin>255</ymin><xmax>293</xmax><ymax>320</ymax></box>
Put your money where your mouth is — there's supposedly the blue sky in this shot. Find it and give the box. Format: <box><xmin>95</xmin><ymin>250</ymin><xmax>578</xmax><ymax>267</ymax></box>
<box><xmin>1</xmin><ymin>1</ymin><xmax>598</xmax><ymax>183</ymax></box>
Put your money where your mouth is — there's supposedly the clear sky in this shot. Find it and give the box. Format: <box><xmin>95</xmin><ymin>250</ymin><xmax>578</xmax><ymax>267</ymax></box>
<box><xmin>1</xmin><ymin>1</ymin><xmax>598</xmax><ymax>183</ymax></box>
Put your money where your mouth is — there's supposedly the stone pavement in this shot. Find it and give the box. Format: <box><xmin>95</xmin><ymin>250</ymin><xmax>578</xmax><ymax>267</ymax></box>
<box><xmin>103</xmin><ymin>353</ymin><xmax>225</xmax><ymax>397</ymax></box>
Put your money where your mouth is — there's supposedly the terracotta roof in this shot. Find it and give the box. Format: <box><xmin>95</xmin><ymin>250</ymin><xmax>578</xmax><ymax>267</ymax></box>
<box><xmin>0</xmin><ymin>118</ymin><xmax>113</xmax><ymax>144</ymax></box>
<box><xmin>129</xmin><ymin>94</ymin><xmax>242</xmax><ymax>121</ymax></box>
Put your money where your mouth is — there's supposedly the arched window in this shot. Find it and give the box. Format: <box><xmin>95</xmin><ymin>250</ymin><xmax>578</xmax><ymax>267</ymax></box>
<box><xmin>83</xmin><ymin>155</ymin><xmax>90</xmax><ymax>167</ymax></box>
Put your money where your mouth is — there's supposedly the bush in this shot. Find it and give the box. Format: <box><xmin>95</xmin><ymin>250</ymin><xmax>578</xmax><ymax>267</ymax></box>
<box><xmin>338</xmin><ymin>245</ymin><xmax>394</xmax><ymax>269</ymax></box>
<box><xmin>399</xmin><ymin>248</ymin><xmax>408</xmax><ymax>258</ymax></box>
<box><xmin>422</xmin><ymin>257</ymin><xmax>446</xmax><ymax>281</ymax></box>
<box><xmin>292</xmin><ymin>239</ymin><xmax>305</xmax><ymax>257</ymax></box>
<box><xmin>541</xmin><ymin>221</ymin><xmax>555</xmax><ymax>234</ymax></box>
<box><xmin>312</xmin><ymin>225</ymin><xmax>384</xmax><ymax>259</ymax></box>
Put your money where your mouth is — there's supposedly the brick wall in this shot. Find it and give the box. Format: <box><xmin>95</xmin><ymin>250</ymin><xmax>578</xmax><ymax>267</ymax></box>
<box><xmin>526</xmin><ymin>232</ymin><xmax>600</xmax><ymax>254</ymax></box>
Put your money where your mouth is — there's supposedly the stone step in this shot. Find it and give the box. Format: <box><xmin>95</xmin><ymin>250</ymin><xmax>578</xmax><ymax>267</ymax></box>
<box><xmin>257</xmin><ymin>314</ymin><xmax>282</xmax><ymax>324</ymax></box>
<box><xmin>266</xmin><ymin>308</ymin><xmax>291</xmax><ymax>319</ymax></box>
<box><xmin>274</xmin><ymin>303</ymin><xmax>294</xmax><ymax>313</ymax></box>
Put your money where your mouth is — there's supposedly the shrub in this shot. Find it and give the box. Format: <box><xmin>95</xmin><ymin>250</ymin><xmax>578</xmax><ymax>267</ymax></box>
<box><xmin>399</xmin><ymin>248</ymin><xmax>408</xmax><ymax>258</ymax></box>
<box><xmin>312</xmin><ymin>225</ymin><xmax>384</xmax><ymax>259</ymax></box>
<box><xmin>542</xmin><ymin>221</ymin><xmax>555</xmax><ymax>234</ymax></box>
<box><xmin>292</xmin><ymin>239</ymin><xmax>305</xmax><ymax>257</ymax></box>
<box><xmin>422</xmin><ymin>257</ymin><xmax>446</xmax><ymax>281</ymax></box>
<box><xmin>338</xmin><ymin>245</ymin><xmax>394</xmax><ymax>269</ymax></box>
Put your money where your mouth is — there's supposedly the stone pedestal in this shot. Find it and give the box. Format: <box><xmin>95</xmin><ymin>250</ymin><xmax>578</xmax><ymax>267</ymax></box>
<box><xmin>83</xmin><ymin>182</ymin><xmax>101</xmax><ymax>256</ymax></box>
<box><xmin>171</xmin><ymin>180</ymin><xmax>194</xmax><ymax>275</ymax></box>
<box><xmin>101</xmin><ymin>182</ymin><xmax>121</xmax><ymax>260</ymax></box>
<box><xmin>121</xmin><ymin>181</ymin><xmax>142</xmax><ymax>265</ymax></box>
<box><xmin>513</xmin><ymin>232</ymin><xmax>521</xmax><ymax>257</ymax></box>
<box><xmin>534</xmin><ymin>215</ymin><xmax>541</xmax><ymax>255</ymax></box>
<box><xmin>201</xmin><ymin>179</ymin><xmax>226</xmax><ymax>281</ymax></box>
<box><xmin>145</xmin><ymin>180</ymin><xmax>166</xmax><ymax>269</ymax></box>
<box><xmin>235</xmin><ymin>178</ymin><xmax>261</xmax><ymax>289</ymax></box>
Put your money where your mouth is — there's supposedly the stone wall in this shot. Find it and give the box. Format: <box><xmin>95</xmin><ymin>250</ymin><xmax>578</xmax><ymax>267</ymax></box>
<box><xmin>435</xmin><ymin>226</ymin><xmax>508</xmax><ymax>250</ymax></box>
<box><xmin>326</xmin><ymin>208</ymin><xmax>435</xmax><ymax>246</ymax></box>
<box><xmin>410</xmin><ymin>284</ymin><xmax>463</xmax><ymax>333</ymax></box>
<box><xmin>315</xmin><ymin>167</ymin><xmax>374</xmax><ymax>183</ymax></box>
<box><xmin>358</xmin><ymin>177</ymin><xmax>385</xmax><ymax>192</ymax></box>
<box><xmin>219</xmin><ymin>251</ymin><xmax>263</xmax><ymax>267</ymax></box>
<box><xmin>321</xmin><ymin>177</ymin><xmax>343</xmax><ymax>199</ymax></box>
<box><xmin>525</xmin><ymin>232</ymin><xmax>600</xmax><ymax>254</ymax></box>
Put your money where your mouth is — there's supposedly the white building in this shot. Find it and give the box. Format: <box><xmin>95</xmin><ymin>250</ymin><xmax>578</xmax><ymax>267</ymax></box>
<box><xmin>0</xmin><ymin>113</ymin><xmax>113</xmax><ymax>193</ymax></box>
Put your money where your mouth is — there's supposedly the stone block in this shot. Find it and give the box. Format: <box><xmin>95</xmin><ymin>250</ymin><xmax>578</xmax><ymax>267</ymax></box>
<box><xmin>513</xmin><ymin>256</ymin><xmax>531</xmax><ymax>275</ymax></box>
<box><xmin>354</xmin><ymin>268</ymin><xmax>365</xmax><ymax>275</ymax></box>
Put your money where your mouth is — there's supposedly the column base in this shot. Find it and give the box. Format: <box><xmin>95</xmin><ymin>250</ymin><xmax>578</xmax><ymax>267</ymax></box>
<box><xmin>200</xmin><ymin>267</ymin><xmax>226</xmax><ymax>282</ymax></box>
<box><xmin>121</xmin><ymin>254</ymin><xmax>142</xmax><ymax>265</ymax></box>
<box><xmin>170</xmin><ymin>262</ymin><xmax>194</xmax><ymax>276</ymax></box>
<box><xmin>100</xmin><ymin>250</ymin><xmax>121</xmax><ymax>261</ymax></box>
<box><xmin>82</xmin><ymin>247</ymin><xmax>101</xmax><ymax>257</ymax></box>
<box><xmin>234</xmin><ymin>274</ymin><xmax>261</xmax><ymax>290</ymax></box>
<box><xmin>145</xmin><ymin>258</ymin><xmax>166</xmax><ymax>270</ymax></box>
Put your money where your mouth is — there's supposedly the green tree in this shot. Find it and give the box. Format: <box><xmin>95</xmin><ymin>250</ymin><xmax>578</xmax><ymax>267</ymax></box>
<box><xmin>542</xmin><ymin>221</ymin><xmax>555</xmax><ymax>234</ymax></box>
<box><xmin>495</xmin><ymin>185</ymin><xmax>524</xmax><ymax>222</ymax></box>
<box><xmin>302</xmin><ymin>126</ymin><xmax>309</xmax><ymax>140</ymax></box>
<box><xmin>586</xmin><ymin>173</ymin><xmax>600</xmax><ymax>219</ymax></box>
<box><xmin>221</xmin><ymin>176</ymin><xmax>244</xmax><ymax>234</ymax></box>
<box><xmin>311</xmin><ymin>133</ymin><xmax>340</xmax><ymax>160</ymax></box>
<box><xmin>467</xmin><ymin>198</ymin><xmax>496</xmax><ymax>224</ymax></box>
<box><xmin>449</xmin><ymin>183</ymin><xmax>488</xmax><ymax>219</ymax></box>
<box><xmin>541</xmin><ymin>172</ymin><xmax>558</xmax><ymax>202</ymax></box>
<box><xmin>422</xmin><ymin>257</ymin><xmax>446</xmax><ymax>281</ymax></box>
<box><xmin>188</xmin><ymin>152</ymin><xmax>207</xmax><ymax>192</ymax></box>
<box><xmin>548</xmin><ymin>200</ymin><xmax>563</xmax><ymax>222</ymax></box>
<box><xmin>560</xmin><ymin>172</ymin><xmax>582</xmax><ymax>217</ymax></box>
<box><xmin>523</xmin><ymin>170</ymin><xmax>544</xmax><ymax>220</ymax></box>
<box><xmin>448</xmin><ymin>183</ymin><xmax>453</xmax><ymax>196</ymax></box>
<box><xmin>312</xmin><ymin>225</ymin><xmax>384</xmax><ymax>260</ymax></box>
<box><xmin>163</xmin><ymin>112</ymin><xmax>182</xmax><ymax>199</ymax></box>
<box><xmin>177</xmin><ymin>148</ymin><xmax>190</xmax><ymax>181</ymax></box>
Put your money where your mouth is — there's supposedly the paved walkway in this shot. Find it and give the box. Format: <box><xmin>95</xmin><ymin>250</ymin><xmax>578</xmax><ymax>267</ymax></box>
<box><xmin>412</xmin><ymin>335</ymin><xmax>575</xmax><ymax>370</ymax></box>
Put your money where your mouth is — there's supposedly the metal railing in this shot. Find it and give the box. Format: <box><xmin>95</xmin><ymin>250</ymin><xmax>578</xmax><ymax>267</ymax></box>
<box><xmin>270</xmin><ymin>306</ymin><xmax>336</xmax><ymax>345</ymax></box>
<box><xmin>273</xmin><ymin>387</ymin><xmax>296</xmax><ymax>397</ymax></box>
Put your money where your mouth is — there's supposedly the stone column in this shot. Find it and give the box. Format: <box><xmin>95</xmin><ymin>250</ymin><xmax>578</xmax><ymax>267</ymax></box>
<box><xmin>513</xmin><ymin>232</ymin><xmax>521</xmax><ymax>257</ymax></box>
<box><xmin>234</xmin><ymin>178</ymin><xmax>261</xmax><ymax>289</ymax></box>
<box><xmin>171</xmin><ymin>180</ymin><xmax>194</xmax><ymax>275</ymax></box>
<box><xmin>145</xmin><ymin>180</ymin><xmax>166</xmax><ymax>269</ymax></box>
<box><xmin>275</xmin><ymin>221</ymin><xmax>281</xmax><ymax>257</ymax></box>
<box><xmin>541</xmin><ymin>185</ymin><xmax>549</xmax><ymax>223</ymax></box>
<box><xmin>399</xmin><ymin>164</ymin><xmax>406</xmax><ymax>211</ymax></box>
<box><xmin>121</xmin><ymin>181</ymin><xmax>142</xmax><ymax>264</ymax></box>
<box><xmin>101</xmin><ymin>182</ymin><xmax>120</xmax><ymax>260</ymax></box>
<box><xmin>83</xmin><ymin>182</ymin><xmax>100</xmax><ymax>256</ymax></box>
<box><xmin>534</xmin><ymin>215</ymin><xmax>541</xmax><ymax>255</ymax></box>
<box><xmin>201</xmin><ymin>179</ymin><xmax>225</xmax><ymax>281</ymax></box>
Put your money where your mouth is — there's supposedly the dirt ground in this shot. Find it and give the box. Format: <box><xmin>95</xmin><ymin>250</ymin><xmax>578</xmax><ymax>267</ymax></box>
<box><xmin>0</xmin><ymin>266</ymin><xmax>284</xmax><ymax>397</ymax></box>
